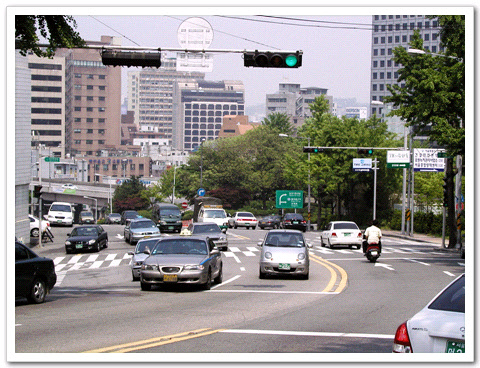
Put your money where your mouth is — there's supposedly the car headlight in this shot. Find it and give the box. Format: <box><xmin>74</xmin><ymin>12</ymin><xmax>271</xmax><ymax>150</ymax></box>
<box><xmin>264</xmin><ymin>252</ymin><xmax>273</xmax><ymax>259</ymax></box>
<box><xmin>184</xmin><ymin>264</ymin><xmax>204</xmax><ymax>271</ymax></box>
<box><xmin>298</xmin><ymin>253</ymin><xmax>306</xmax><ymax>260</ymax></box>
<box><xmin>142</xmin><ymin>264</ymin><xmax>158</xmax><ymax>271</ymax></box>
<box><xmin>65</xmin><ymin>241</ymin><xmax>71</xmax><ymax>245</ymax></box>
<box><xmin>160</xmin><ymin>221</ymin><xmax>167</xmax><ymax>225</ymax></box>
<box><xmin>88</xmin><ymin>239</ymin><xmax>96</xmax><ymax>245</ymax></box>
<box><xmin>134</xmin><ymin>261</ymin><xmax>144</xmax><ymax>267</ymax></box>
<box><xmin>219</xmin><ymin>236</ymin><xmax>227</xmax><ymax>241</ymax></box>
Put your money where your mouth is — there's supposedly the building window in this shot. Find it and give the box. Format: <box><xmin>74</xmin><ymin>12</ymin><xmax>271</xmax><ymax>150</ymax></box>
<box><xmin>87</xmin><ymin>85</ymin><xmax>94</xmax><ymax>90</ymax></box>
<box><xmin>130</xmin><ymin>164</ymin><xmax>135</xmax><ymax>170</ymax></box>
<box><xmin>99</xmin><ymin>86</ymin><xmax>105</xmax><ymax>91</ymax></box>
<box><xmin>74</xmin><ymin>107</ymin><xmax>81</xmax><ymax>111</ymax></box>
<box><xmin>87</xmin><ymin>107</ymin><xmax>93</xmax><ymax>112</ymax></box>
<box><xmin>86</xmin><ymin>140</ymin><xmax>93</xmax><ymax>144</ymax></box>
<box><xmin>99</xmin><ymin>107</ymin><xmax>105</xmax><ymax>112</ymax></box>
<box><xmin>98</xmin><ymin>118</ymin><xmax>105</xmax><ymax>123</ymax></box>
<box><xmin>87</xmin><ymin>129</ymin><xmax>94</xmax><ymax>134</ymax></box>
<box><xmin>74</xmin><ymin>118</ymin><xmax>81</xmax><ymax>122</ymax></box>
<box><xmin>75</xmin><ymin>96</ymin><xmax>81</xmax><ymax>101</ymax></box>
<box><xmin>87</xmin><ymin>118</ymin><xmax>94</xmax><ymax>123</ymax></box>
<box><xmin>87</xmin><ymin>96</ymin><xmax>94</xmax><ymax>101</ymax></box>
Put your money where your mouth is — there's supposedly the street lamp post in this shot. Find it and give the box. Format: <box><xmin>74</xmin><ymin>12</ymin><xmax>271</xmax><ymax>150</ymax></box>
<box><xmin>279</xmin><ymin>134</ymin><xmax>311</xmax><ymax>230</ymax></box>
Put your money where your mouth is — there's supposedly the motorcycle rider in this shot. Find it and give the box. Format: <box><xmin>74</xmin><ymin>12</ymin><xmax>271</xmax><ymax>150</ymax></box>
<box><xmin>363</xmin><ymin>219</ymin><xmax>382</xmax><ymax>254</ymax></box>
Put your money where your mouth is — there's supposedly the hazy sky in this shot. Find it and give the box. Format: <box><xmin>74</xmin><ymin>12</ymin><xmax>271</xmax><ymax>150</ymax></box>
<box><xmin>71</xmin><ymin>9</ymin><xmax>375</xmax><ymax>107</ymax></box>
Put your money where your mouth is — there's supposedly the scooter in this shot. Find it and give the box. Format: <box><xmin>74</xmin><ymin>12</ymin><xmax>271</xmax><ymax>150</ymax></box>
<box><xmin>365</xmin><ymin>243</ymin><xmax>381</xmax><ymax>263</ymax></box>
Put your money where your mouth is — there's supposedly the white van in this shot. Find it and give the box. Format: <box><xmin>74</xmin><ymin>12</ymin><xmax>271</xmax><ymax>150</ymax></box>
<box><xmin>198</xmin><ymin>205</ymin><xmax>229</xmax><ymax>231</ymax></box>
<box><xmin>47</xmin><ymin>202</ymin><xmax>74</xmax><ymax>226</ymax></box>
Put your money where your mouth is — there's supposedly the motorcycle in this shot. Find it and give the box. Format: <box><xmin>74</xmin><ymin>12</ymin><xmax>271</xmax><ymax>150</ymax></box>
<box><xmin>365</xmin><ymin>242</ymin><xmax>381</xmax><ymax>263</ymax></box>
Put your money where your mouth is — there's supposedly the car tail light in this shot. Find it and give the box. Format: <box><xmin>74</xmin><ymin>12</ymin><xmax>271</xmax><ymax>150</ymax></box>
<box><xmin>331</xmin><ymin>232</ymin><xmax>337</xmax><ymax>238</ymax></box>
<box><xmin>357</xmin><ymin>232</ymin><xmax>362</xmax><ymax>238</ymax></box>
<box><xmin>393</xmin><ymin>322</ymin><xmax>412</xmax><ymax>353</ymax></box>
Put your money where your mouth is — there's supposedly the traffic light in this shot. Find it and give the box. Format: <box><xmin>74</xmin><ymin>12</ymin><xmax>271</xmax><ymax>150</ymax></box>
<box><xmin>303</xmin><ymin>146</ymin><xmax>324</xmax><ymax>153</ymax></box>
<box><xmin>357</xmin><ymin>148</ymin><xmax>374</xmax><ymax>155</ymax></box>
<box><xmin>443</xmin><ymin>176</ymin><xmax>448</xmax><ymax>207</ymax></box>
<box><xmin>33</xmin><ymin>185</ymin><xmax>42</xmax><ymax>198</ymax></box>
<box><xmin>244</xmin><ymin>51</ymin><xmax>302</xmax><ymax>68</ymax></box>
<box><xmin>101</xmin><ymin>50</ymin><xmax>161</xmax><ymax>68</ymax></box>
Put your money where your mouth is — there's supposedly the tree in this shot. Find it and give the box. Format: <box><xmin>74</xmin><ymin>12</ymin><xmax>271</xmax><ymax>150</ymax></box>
<box><xmin>112</xmin><ymin>176</ymin><xmax>149</xmax><ymax>213</ymax></box>
<box><xmin>384</xmin><ymin>16</ymin><xmax>465</xmax><ymax>247</ymax></box>
<box><xmin>262</xmin><ymin>112</ymin><xmax>295</xmax><ymax>135</ymax></box>
<box><xmin>15</xmin><ymin>15</ymin><xmax>86</xmax><ymax>57</ymax></box>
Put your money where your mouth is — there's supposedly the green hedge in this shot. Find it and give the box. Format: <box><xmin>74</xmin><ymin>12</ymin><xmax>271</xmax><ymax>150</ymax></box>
<box><xmin>387</xmin><ymin>210</ymin><xmax>448</xmax><ymax>237</ymax></box>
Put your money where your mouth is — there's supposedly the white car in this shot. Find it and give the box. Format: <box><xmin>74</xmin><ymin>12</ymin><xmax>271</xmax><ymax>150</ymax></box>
<box><xmin>229</xmin><ymin>212</ymin><xmax>258</xmax><ymax>229</ymax></box>
<box><xmin>61</xmin><ymin>183</ymin><xmax>78</xmax><ymax>190</ymax></box>
<box><xmin>320</xmin><ymin>221</ymin><xmax>363</xmax><ymax>249</ymax></box>
<box><xmin>393</xmin><ymin>273</ymin><xmax>465</xmax><ymax>353</ymax></box>
<box><xmin>28</xmin><ymin>214</ymin><xmax>51</xmax><ymax>237</ymax></box>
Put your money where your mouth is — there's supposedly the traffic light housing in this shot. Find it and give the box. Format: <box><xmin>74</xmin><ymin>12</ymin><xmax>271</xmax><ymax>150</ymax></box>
<box><xmin>33</xmin><ymin>185</ymin><xmax>42</xmax><ymax>198</ymax></box>
<box><xmin>244</xmin><ymin>51</ymin><xmax>302</xmax><ymax>68</ymax></box>
<box><xmin>443</xmin><ymin>176</ymin><xmax>448</xmax><ymax>207</ymax></box>
<box><xmin>357</xmin><ymin>148</ymin><xmax>374</xmax><ymax>155</ymax></box>
<box><xmin>101</xmin><ymin>50</ymin><xmax>161</xmax><ymax>68</ymax></box>
<box><xmin>303</xmin><ymin>146</ymin><xmax>324</xmax><ymax>153</ymax></box>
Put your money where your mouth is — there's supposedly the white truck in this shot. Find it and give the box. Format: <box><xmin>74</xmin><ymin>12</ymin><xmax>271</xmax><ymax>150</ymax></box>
<box><xmin>193</xmin><ymin>197</ymin><xmax>228</xmax><ymax>231</ymax></box>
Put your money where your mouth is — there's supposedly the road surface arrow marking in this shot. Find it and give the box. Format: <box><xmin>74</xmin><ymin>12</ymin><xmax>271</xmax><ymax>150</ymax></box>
<box><xmin>374</xmin><ymin>262</ymin><xmax>395</xmax><ymax>271</ymax></box>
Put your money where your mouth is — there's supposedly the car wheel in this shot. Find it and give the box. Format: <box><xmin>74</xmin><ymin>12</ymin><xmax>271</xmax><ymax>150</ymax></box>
<box><xmin>214</xmin><ymin>264</ymin><xmax>223</xmax><ymax>284</ymax></box>
<box><xmin>328</xmin><ymin>239</ymin><xmax>333</xmax><ymax>249</ymax></box>
<box><xmin>202</xmin><ymin>269</ymin><xmax>212</xmax><ymax>290</ymax></box>
<box><xmin>357</xmin><ymin>245</ymin><xmax>361</xmax><ymax>250</ymax></box>
<box><xmin>140</xmin><ymin>282</ymin><xmax>151</xmax><ymax>291</ymax></box>
<box><xmin>30</xmin><ymin>228</ymin><xmax>40</xmax><ymax>237</ymax></box>
<box><xmin>234</xmin><ymin>225</ymin><xmax>237</xmax><ymax>229</ymax></box>
<box><xmin>95</xmin><ymin>242</ymin><xmax>101</xmax><ymax>252</ymax></box>
<box><xmin>132</xmin><ymin>272</ymin><xmax>140</xmax><ymax>282</ymax></box>
<box><xmin>27</xmin><ymin>278</ymin><xmax>47</xmax><ymax>304</ymax></box>
<box><xmin>301</xmin><ymin>272</ymin><xmax>309</xmax><ymax>280</ymax></box>
<box><xmin>259</xmin><ymin>268</ymin><xmax>266</xmax><ymax>279</ymax></box>
<box><xmin>104</xmin><ymin>239</ymin><xmax>108</xmax><ymax>249</ymax></box>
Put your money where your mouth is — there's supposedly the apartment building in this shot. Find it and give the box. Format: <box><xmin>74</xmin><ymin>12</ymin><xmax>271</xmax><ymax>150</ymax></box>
<box><xmin>172</xmin><ymin>79</ymin><xmax>245</xmax><ymax>151</ymax></box>
<box><xmin>127</xmin><ymin>58</ymin><xmax>204</xmax><ymax>142</ymax></box>
<box><xmin>370</xmin><ymin>14</ymin><xmax>442</xmax><ymax>121</ymax></box>
<box><xmin>265</xmin><ymin>83</ymin><xmax>333</xmax><ymax>132</ymax></box>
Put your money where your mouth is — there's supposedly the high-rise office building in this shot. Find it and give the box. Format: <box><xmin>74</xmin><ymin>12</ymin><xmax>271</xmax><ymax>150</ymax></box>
<box><xmin>127</xmin><ymin>58</ymin><xmax>205</xmax><ymax>143</ymax></box>
<box><xmin>172</xmin><ymin>79</ymin><xmax>245</xmax><ymax>151</ymax></box>
<box><xmin>370</xmin><ymin>15</ymin><xmax>442</xmax><ymax>135</ymax></box>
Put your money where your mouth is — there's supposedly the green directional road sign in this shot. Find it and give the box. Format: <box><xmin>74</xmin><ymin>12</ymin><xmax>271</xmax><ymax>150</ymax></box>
<box><xmin>276</xmin><ymin>190</ymin><xmax>304</xmax><ymax>209</ymax></box>
<box><xmin>44</xmin><ymin>157</ymin><xmax>60</xmax><ymax>162</ymax></box>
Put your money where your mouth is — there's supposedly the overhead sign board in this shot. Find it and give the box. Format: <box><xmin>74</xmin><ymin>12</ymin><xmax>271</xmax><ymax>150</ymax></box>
<box><xmin>176</xmin><ymin>52</ymin><xmax>214</xmax><ymax>72</ymax></box>
<box><xmin>352</xmin><ymin>158</ymin><xmax>372</xmax><ymax>172</ymax></box>
<box><xmin>413</xmin><ymin>149</ymin><xmax>445</xmax><ymax>172</ymax></box>
<box><xmin>44</xmin><ymin>157</ymin><xmax>60</xmax><ymax>162</ymax></box>
<box><xmin>177</xmin><ymin>17</ymin><xmax>214</xmax><ymax>72</ymax></box>
<box><xmin>276</xmin><ymin>190</ymin><xmax>303</xmax><ymax>209</ymax></box>
<box><xmin>387</xmin><ymin>150</ymin><xmax>410</xmax><ymax>169</ymax></box>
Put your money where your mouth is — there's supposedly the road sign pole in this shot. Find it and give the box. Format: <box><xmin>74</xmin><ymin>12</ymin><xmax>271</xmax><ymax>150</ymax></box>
<box><xmin>373</xmin><ymin>158</ymin><xmax>378</xmax><ymax>220</ymax></box>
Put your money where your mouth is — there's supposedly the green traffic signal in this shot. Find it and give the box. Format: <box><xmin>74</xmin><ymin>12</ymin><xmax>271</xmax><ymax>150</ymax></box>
<box><xmin>357</xmin><ymin>148</ymin><xmax>373</xmax><ymax>155</ymax></box>
<box><xmin>285</xmin><ymin>54</ymin><xmax>299</xmax><ymax>67</ymax></box>
<box><xmin>244</xmin><ymin>51</ymin><xmax>302</xmax><ymax>68</ymax></box>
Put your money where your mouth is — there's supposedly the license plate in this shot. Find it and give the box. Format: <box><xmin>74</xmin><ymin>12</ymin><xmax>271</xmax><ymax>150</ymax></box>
<box><xmin>76</xmin><ymin>244</ymin><xmax>83</xmax><ymax>249</ymax></box>
<box><xmin>168</xmin><ymin>226</ymin><xmax>174</xmax><ymax>230</ymax></box>
<box><xmin>446</xmin><ymin>341</ymin><xmax>465</xmax><ymax>353</ymax></box>
<box><xmin>163</xmin><ymin>274</ymin><xmax>178</xmax><ymax>283</ymax></box>
<box><xmin>57</xmin><ymin>220</ymin><xmax>62</xmax><ymax>223</ymax></box>
<box><xmin>279</xmin><ymin>263</ymin><xmax>291</xmax><ymax>270</ymax></box>
<box><xmin>293</xmin><ymin>221</ymin><xmax>299</xmax><ymax>224</ymax></box>
<box><xmin>344</xmin><ymin>233</ymin><xmax>351</xmax><ymax>237</ymax></box>
<box><xmin>144</xmin><ymin>235</ymin><xmax>151</xmax><ymax>239</ymax></box>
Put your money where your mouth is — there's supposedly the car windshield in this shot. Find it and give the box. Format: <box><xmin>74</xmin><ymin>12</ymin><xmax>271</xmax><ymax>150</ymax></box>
<box><xmin>204</xmin><ymin>210</ymin><xmax>226</xmax><ymax>219</ymax></box>
<box><xmin>192</xmin><ymin>224</ymin><xmax>221</xmax><ymax>234</ymax></box>
<box><xmin>109</xmin><ymin>214</ymin><xmax>121</xmax><ymax>218</ymax></box>
<box><xmin>125</xmin><ymin>212</ymin><xmax>138</xmax><ymax>218</ymax></box>
<box><xmin>265</xmin><ymin>233</ymin><xmax>305</xmax><ymax>247</ymax></box>
<box><xmin>131</xmin><ymin>221</ymin><xmax>156</xmax><ymax>229</ymax></box>
<box><xmin>50</xmin><ymin>204</ymin><xmax>71</xmax><ymax>212</ymax></box>
<box><xmin>428</xmin><ymin>274</ymin><xmax>465</xmax><ymax>313</ymax></box>
<box><xmin>136</xmin><ymin>239</ymin><xmax>161</xmax><ymax>253</ymax></box>
<box><xmin>333</xmin><ymin>223</ymin><xmax>359</xmax><ymax>230</ymax></box>
<box><xmin>71</xmin><ymin>227</ymin><xmax>98</xmax><ymax>237</ymax></box>
<box><xmin>238</xmin><ymin>212</ymin><xmax>254</xmax><ymax>217</ymax></box>
<box><xmin>160</xmin><ymin>209</ymin><xmax>180</xmax><ymax>217</ymax></box>
<box><xmin>82</xmin><ymin>212</ymin><xmax>93</xmax><ymax>216</ymax></box>
<box><xmin>152</xmin><ymin>239</ymin><xmax>208</xmax><ymax>255</ymax></box>
<box><xmin>285</xmin><ymin>214</ymin><xmax>303</xmax><ymax>220</ymax></box>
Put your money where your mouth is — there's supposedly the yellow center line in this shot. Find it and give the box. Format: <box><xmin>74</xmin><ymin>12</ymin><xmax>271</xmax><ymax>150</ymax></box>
<box><xmin>310</xmin><ymin>256</ymin><xmax>337</xmax><ymax>292</ymax></box>
<box><xmin>82</xmin><ymin>328</ymin><xmax>214</xmax><ymax>353</ymax></box>
<box><xmin>310</xmin><ymin>254</ymin><xmax>348</xmax><ymax>293</ymax></box>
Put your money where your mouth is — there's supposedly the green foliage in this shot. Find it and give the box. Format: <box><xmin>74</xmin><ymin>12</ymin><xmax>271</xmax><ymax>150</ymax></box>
<box><xmin>112</xmin><ymin>176</ymin><xmax>149</xmax><ymax>213</ymax></box>
<box><xmin>262</xmin><ymin>112</ymin><xmax>295</xmax><ymax>135</ymax></box>
<box><xmin>15</xmin><ymin>15</ymin><xmax>86</xmax><ymax>57</ymax></box>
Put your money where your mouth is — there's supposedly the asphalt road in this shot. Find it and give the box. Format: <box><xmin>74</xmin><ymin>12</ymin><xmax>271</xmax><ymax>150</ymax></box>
<box><xmin>12</xmin><ymin>224</ymin><xmax>465</xmax><ymax>362</ymax></box>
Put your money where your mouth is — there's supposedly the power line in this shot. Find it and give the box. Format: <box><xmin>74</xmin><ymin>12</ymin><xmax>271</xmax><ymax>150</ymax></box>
<box><xmin>88</xmin><ymin>15</ymin><xmax>141</xmax><ymax>46</ymax></box>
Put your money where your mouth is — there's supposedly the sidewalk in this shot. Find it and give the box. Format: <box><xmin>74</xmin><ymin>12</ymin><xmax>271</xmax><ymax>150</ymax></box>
<box><xmin>381</xmin><ymin>230</ymin><xmax>463</xmax><ymax>253</ymax></box>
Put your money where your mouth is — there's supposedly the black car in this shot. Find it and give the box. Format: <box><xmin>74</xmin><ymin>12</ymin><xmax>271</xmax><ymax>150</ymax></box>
<box><xmin>121</xmin><ymin>210</ymin><xmax>140</xmax><ymax>225</ymax></box>
<box><xmin>258</xmin><ymin>215</ymin><xmax>282</xmax><ymax>229</ymax></box>
<box><xmin>281</xmin><ymin>213</ymin><xmax>307</xmax><ymax>232</ymax></box>
<box><xmin>15</xmin><ymin>241</ymin><xmax>57</xmax><ymax>304</ymax></box>
<box><xmin>105</xmin><ymin>213</ymin><xmax>122</xmax><ymax>224</ymax></box>
<box><xmin>65</xmin><ymin>225</ymin><xmax>108</xmax><ymax>254</ymax></box>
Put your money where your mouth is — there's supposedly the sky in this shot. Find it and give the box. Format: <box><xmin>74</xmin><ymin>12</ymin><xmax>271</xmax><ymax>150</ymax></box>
<box><xmin>71</xmin><ymin>9</ymin><xmax>375</xmax><ymax>107</ymax></box>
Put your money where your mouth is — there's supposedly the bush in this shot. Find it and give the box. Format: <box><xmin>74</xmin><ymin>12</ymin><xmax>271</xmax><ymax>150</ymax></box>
<box><xmin>387</xmin><ymin>210</ymin><xmax>443</xmax><ymax>236</ymax></box>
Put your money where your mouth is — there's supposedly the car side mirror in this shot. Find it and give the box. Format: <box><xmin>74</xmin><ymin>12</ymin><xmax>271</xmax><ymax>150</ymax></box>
<box><xmin>143</xmin><ymin>250</ymin><xmax>151</xmax><ymax>255</ymax></box>
<box><xmin>257</xmin><ymin>241</ymin><xmax>263</xmax><ymax>247</ymax></box>
<box><xmin>67</xmin><ymin>233</ymin><xmax>71</xmax><ymax>237</ymax></box>
<box><xmin>307</xmin><ymin>243</ymin><xmax>313</xmax><ymax>248</ymax></box>
<box><xmin>221</xmin><ymin>228</ymin><xmax>227</xmax><ymax>234</ymax></box>
<box><xmin>128</xmin><ymin>251</ymin><xmax>134</xmax><ymax>256</ymax></box>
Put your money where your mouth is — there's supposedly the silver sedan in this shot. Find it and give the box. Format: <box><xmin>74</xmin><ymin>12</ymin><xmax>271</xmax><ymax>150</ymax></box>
<box><xmin>124</xmin><ymin>218</ymin><xmax>160</xmax><ymax>244</ymax></box>
<box><xmin>258</xmin><ymin>230</ymin><xmax>312</xmax><ymax>280</ymax></box>
<box><xmin>128</xmin><ymin>237</ymin><xmax>163</xmax><ymax>281</ymax></box>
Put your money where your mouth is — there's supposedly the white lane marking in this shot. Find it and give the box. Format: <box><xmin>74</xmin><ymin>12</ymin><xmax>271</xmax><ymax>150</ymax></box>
<box><xmin>444</xmin><ymin>271</ymin><xmax>456</xmax><ymax>277</ymax></box>
<box><xmin>374</xmin><ymin>263</ymin><xmax>395</xmax><ymax>271</ymax></box>
<box><xmin>55</xmin><ymin>264</ymin><xmax>67</xmax><ymax>272</ymax></box>
<box><xmin>247</xmin><ymin>246</ymin><xmax>259</xmax><ymax>252</ymax></box>
<box><xmin>400</xmin><ymin>247</ymin><xmax>424</xmax><ymax>254</ymax></box>
<box><xmin>68</xmin><ymin>255</ymin><xmax>82</xmax><ymax>264</ymax></box>
<box><xmin>220</xmin><ymin>329</ymin><xmax>394</xmax><ymax>340</ymax></box>
<box><xmin>224</xmin><ymin>251</ymin><xmax>241</xmax><ymax>263</ymax></box>
<box><xmin>53</xmin><ymin>256</ymin><xmax>65</xmax><ymax>265</ymax></box>
<box><xmin>105</xmin><ymin>253</ymin><xmax>117</xmax><ymax>261</ymax></box>
<box><xmin>240</xmin><ymin>267</ymin><xmax>246</xmax><ymax>271</ymax></box>
<box><xmin>70</xmin><ymin>263</ymin><xmax>84</xmax><ymax>270</ymax></box>
<box><xmin>116</xmin><ymin>234</ymin><xmax>124</xmax><ymax>239</ymax></box>
<box><xmin>86</xmin><ymin>254</ymin><xmax>99</xmax><ymax>263</ymax></box>
<box><xmin>228</xmin><ymin>247</ymin><xmax>240</xmax><ymax>253</ymax></box>
<box><xmin>211</xmin><ymin>275</ymin><xmax>241</xmax><ymax>290</ymax></box>
<box><xmin>243</xmin><ymin>251</ymin><xmax>256</xmax><ymax>257</ymax></box>
<box><xmin>123</xmin><ymin>253</ymin><xmax>133</xmax><ymax>259</ymax></box>
<box><xmin>314</xmin><ymin>248</ymin><xmax>334</xmax><ymax>254</ymax></box>
<box><xmin>405</xmin><ymin>258</ymin><xmax>430</xmax><ymax>266</ymax></box>
<box><xmin>55</xmin><ymin>271</ymin><xmax>67</xmax><ymax>286</ymax></box>
<box><xmin>90</xmin><ymin>261</ymin><xmax>103</xmax><ymax>269</ymax></box>
<box><xmin>109</xmin><ymin>259</ymin><xmax>122</xmax><ymax>267</ymax></box>
<box><xmin>209</xmin><ymin>289</ymin><xmax>340</xmax><ymax>295</ymax></box>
